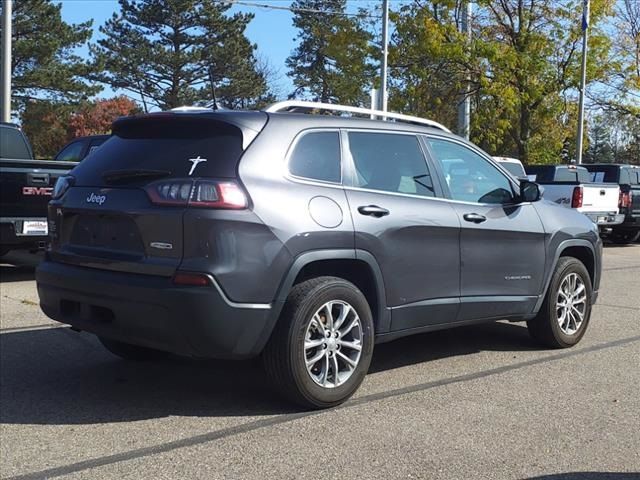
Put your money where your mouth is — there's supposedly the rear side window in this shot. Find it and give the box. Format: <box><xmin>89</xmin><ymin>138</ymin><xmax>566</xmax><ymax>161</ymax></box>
<box><xmin>288</xmin><ymin>131</ymin><xmax>341</xmax><ymax>183</ymax></box>
<box><xmin>70</xmin><ymin>116</ymin><xmax>244</xmax><ymax>184</ymax></box>
<box><xmin>347</xmin><ymin>132</ymin><xmax>435</xmax><ymax>197</ymax></box>
<box><xmin>0</xmin><ymin>126</ymin><xmax>31</xmax><ymax>159</ymax></box>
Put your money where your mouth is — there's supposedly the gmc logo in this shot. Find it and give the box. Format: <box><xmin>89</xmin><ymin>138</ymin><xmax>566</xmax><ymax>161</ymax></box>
<box><xmin>23</xmin><ymin>187</ymin><xmax>53</xmax><ymax>196</ymax></box>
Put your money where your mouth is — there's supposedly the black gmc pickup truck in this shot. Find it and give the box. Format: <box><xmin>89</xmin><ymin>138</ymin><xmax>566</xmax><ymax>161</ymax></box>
<box><xmin>0</xmin><ymin>123</ymin><xmax>74</xmax><ymax>256</ymax></box>
<box><xmin>583</xmin><ymin>163</ymin><xmax>640</xmax><ymax>243</ymax></box>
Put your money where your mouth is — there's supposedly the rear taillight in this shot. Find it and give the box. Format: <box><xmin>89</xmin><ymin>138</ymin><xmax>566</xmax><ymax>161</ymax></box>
<box><xmin>571</xmin><ymin>186</ymin><xmax>583</xmax><ymax>208</ymax></box>
<box><xmin>619</xmin><ymin>190</ymin><xmax>632</xmax><ymax>209</ymax></box>
<box><xmin>144</xmin><ymin>179</ymin><xmax>247</xmax><ymax>209</ymax></box>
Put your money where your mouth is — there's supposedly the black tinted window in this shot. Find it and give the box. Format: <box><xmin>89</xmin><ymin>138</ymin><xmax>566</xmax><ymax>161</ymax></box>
<box><xmin>347</xmin><ymin>132</ymin><xmax>434</xmax><ymax>197</ymax></box>
<box><xmin>288</xmin><ymin>131</ymin><xmax>341</xmax><ymax>183</ymax></box>
<box><xmin>70</xmin><ymin>117</ymin><xmax>244</xmax><ymax>184</ymax></box>
<box><xmin>0</xmin><ymin>126</ymin><xmax>31</xmax><ymax>159</ymax></box>
<box><xmin>428</xmin><ymin>138</ymin><xmax>514</xmax><ymax>204</ymax></box>
<box><xmin>55</xmin><ymin>141</ymin><xmax>84</xmax><ymax>162</ymax></box>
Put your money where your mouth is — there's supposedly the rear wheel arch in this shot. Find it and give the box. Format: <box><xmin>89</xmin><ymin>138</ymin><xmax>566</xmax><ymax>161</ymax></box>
<box><xmin>268</xmin><ymin>250</ymin><xmax>389</xmax><ymax>337</ymax></box>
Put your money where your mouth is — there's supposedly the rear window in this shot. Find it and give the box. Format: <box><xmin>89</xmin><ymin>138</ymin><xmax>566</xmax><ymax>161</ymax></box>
<box><xmin>554</xmin><ymin>167</ymin><xmax>590</xmax><ymax>182</ymax></box>
<box><xmin>499</xmin><ymin>161</ymin><xmax>526</xmax><ymax>177</ymax></box>
<box><xmin>70</xmin><ymin>116</ymin><xmax>245</xmax><ymax>185</ymax></box>
<box><xmin>585</xmin><ymin>165</ymin><xmax>620</xmax><ymax>183</ymax></box>
<box><xmin>525</xmin><ymin>165</ymin><xmax>591</xmax><ymax>183</ymax></box>
<box><xmin>0</xmin><ymin>126</ymin><xmax>32</xmax><ymax>159</ymax></box>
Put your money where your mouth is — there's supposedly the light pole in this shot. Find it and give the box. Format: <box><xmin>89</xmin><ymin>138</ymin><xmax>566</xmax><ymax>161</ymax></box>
<box><xmin>1</xmin><ymin>0</ymin><xmax>12</xmax><ymax>123</ymax></box>
<box><xmin>457</xmin><ymin>1</ymin><xmax>472</xmax><ymax>140</ymax></box>
<box><xmin>379</xmin><ymin>0</ymin><xmax>389</xmax><ymax>113</ymax></box>
<box><xmin>576</xmin><ymin>0</ymin><xmax>589</xmax><ymax>164</ymax></box>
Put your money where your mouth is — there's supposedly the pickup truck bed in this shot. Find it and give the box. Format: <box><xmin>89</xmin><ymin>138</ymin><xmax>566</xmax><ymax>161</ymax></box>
<box><xmin>526</xmin><ymin>165</ymin><xmax>623</xmax><ymax>230</ymax></box>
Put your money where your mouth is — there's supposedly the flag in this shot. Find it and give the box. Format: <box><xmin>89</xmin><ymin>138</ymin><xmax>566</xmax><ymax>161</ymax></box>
<box><xmin>582</xmin><ymin>0</ymin><xmax>590</xmax><ymax>31</ymax></box>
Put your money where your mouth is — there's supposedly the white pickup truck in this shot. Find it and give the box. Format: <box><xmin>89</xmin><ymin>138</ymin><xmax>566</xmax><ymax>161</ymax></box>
<box><xmin>525</xmin><ymin>164</ymin><xmax>623</xmax><ymax>231</ymax></box>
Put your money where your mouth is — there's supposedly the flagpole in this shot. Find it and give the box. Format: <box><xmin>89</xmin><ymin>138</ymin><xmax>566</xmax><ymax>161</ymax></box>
<box><xmin>576</xmin><ymin>0</ymin><xmax>589</xmax><ymax>165</ymax></box>
<box><xmin>1</xmin><ymin>0</ymin><xmax>12</xmax><ymax>123</ymax></box>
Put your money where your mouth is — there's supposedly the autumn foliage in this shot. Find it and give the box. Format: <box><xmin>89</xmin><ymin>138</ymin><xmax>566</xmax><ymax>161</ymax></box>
<box><xmin>21</xmin><ymin>97</ymin><xmax>140</xmax><ymax>158</ymax></box>
<box><xmin>67</xmin><ymin>97</ymin><xmax>140</xmax><ymax>138</ymax></box>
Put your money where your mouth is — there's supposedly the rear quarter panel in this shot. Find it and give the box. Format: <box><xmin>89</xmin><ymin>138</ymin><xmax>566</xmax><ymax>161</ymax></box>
<box><xmin>226</xmin><ymin>119</ymin><xmax>355</xmax><ymax>303</ymax></box>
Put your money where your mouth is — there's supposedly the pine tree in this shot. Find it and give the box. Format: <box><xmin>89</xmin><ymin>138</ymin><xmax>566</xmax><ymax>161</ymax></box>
<box><xmin>286</xmin><ymin>0</ymin><xmax>375</xmax><ymax>105</ymax></box>
<box><xmin>92</xmin><ymin>0</ymin><xmax>268</xmax><ymax>110</ymax></box>
<box><xmin>1</xmin><ymin>0</ymin><xmax>99</xmax><ymax>107</ymax></box>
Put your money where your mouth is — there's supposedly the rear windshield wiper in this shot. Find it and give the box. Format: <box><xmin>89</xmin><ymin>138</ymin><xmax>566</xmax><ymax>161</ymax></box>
<box><xmin>102</xmin><ymin>169</ymin><xmax>172</xmax><ymax>185</ymax></box>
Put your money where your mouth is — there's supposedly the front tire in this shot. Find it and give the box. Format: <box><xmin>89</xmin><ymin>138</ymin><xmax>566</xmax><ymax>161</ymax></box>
<box><xmin>527</xmin><ymin>257</ymin><xmax>592</xmax><ymax>348</ymax></box>
<box><xmin>262</xmin><ymin>276</ymin><xmax>374</xmax><ymax>409</ymax></box>
<box><xmin>99</xmin><ymin>337</ymin><xmax>169</xmax><ymax>361</ymax></box>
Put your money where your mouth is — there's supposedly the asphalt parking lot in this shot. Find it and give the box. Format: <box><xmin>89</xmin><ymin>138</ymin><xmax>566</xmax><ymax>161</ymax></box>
<box><xmin>1</xmin><ymin>246</ymin><xmax>639</xmax><ymax>480</ymax></box>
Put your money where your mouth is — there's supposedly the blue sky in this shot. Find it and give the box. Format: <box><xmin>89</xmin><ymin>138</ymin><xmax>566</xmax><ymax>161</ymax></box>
<box><xmin>58</xmin><ymin>0</ymin><xmax>387</xmax><ymax>102</ymax></box>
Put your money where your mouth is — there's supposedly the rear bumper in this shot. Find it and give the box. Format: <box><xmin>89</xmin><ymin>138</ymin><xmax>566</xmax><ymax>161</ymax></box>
<box><xmin>36</xmin><ymin>260</ymin><xmax>274</xmax><ymax>359</ymax></box>
<box><xmin>584</xmin><ymin>213</ymin><xmax>625</xmax><ymax>226</ymax></box>
<box><xmin>0</xmin><ymin>217</ymin><xmax>48</xmax><ymax>250</ymax></box>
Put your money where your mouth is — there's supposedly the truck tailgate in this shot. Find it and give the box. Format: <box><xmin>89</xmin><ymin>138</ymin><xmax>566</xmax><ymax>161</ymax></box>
<box><xmin>0</xmin><ymin>159</ymin><xmax>75</xmax><ymax>218</ymax></box>
<box><xmin>580</xmin><ymin>184</ymin><xmax>620</xmax><ymax>214</ymax></box>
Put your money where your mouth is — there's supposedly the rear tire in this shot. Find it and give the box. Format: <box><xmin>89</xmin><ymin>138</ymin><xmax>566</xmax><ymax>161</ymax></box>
<box><xmin>262</xmin><ymin>276</ymin><xmax>374</xmax><ymax>409</ymax></box>
<box><xmin>0</xmin><ymin>248</ymin><xmax>10</xmax><ymax>258</ymax></box>
<box><xmin>609</xmin><ymin>229</ymin><xmax>640</xmax><ymax>245</ymax></box>
<box><xmin>527</xmin><ymin>257</ymin><xmax>592</xmax><ymax>348</ymax></box>
<box><xmin>99</xmin><ymin>337</ymin><xmax>169</xmax><ymax>361</ymax></box>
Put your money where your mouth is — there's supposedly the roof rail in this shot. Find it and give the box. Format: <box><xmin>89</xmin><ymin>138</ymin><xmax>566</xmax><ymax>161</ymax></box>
<box><xmin>265</xmin><ymin>100</ymin><xmax>451</xmax><ymax>133</ymax></box>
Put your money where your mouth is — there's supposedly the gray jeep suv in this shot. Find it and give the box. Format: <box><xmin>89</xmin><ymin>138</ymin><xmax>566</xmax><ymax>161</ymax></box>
<box><xmin>36</xmin><ymin>102</ymin><xmax>602</xmax><ymax>408</ymax></box>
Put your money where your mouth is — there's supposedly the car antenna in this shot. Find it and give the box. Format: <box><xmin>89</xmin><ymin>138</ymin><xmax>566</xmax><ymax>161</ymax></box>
<box><xmin>207</xmin><ymin>65</ymin><xmax>219</xmax><ymax>111</ymax></box>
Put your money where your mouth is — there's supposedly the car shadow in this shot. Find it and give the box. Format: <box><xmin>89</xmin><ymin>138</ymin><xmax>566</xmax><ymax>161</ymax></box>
<box><xmin>0</xmin><ymin>251</ymin><xmax>42</xmax><ymax>283</ymax></box>
<box><xmin>525</xmin><ymin>474</ymin><xmax>640</xmax><ymax>480</ymax></box>
<box><xmin>0</xmin><ymin>320</ymin><xmax>539</xmax><ymax>426</ymax></box>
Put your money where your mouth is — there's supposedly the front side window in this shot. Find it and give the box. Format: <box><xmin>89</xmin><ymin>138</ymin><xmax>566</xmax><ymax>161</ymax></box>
<box><xmin>428</xmin><ymin>138</ymin><xmax>514</xmax><ymax>204</ymax></box>
<box><xmin>288</xmin><ymin>131</ymin><xmax>341</xmax><ymax>183</ymax></box>
<box><xmin>347</xmin><ymin>132</ymin><xmax>435</xmax><ymax>197</ymax></box>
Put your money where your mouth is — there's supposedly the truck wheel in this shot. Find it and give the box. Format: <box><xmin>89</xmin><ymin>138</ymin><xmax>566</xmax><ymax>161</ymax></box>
<box><xmin>609</xmin><ymin>230</ymin><xmax>640</xmax><ymax>245</ymax></box>
<box><xmin>262</xmin><ymin>276</ymin><xmax>374</xmax><ymax>409</ymax></box>
<box><xmin>527</xmin><ymin>257</ymin><xmax>592</xmax><ymax>348</ymax></box>
<box><xmin>99</xmin><ymin>337</ymin><xmax>169</xmax><ymax>361</ymax></box>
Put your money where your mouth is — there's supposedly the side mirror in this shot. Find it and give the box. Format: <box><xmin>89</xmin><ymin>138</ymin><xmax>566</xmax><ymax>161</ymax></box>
<box><xmin>519</xmin><ymin>180</ymin><xmax>541</xmax><ymax>203</ymax></box>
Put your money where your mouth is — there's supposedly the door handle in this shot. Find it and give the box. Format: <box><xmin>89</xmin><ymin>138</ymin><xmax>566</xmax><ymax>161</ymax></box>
<box><xmin>27</xmin><ymin>173</ymin><xmax>50</xmax><ymax>186</ymax></box>
<box><xmin>358</xmin><ymin>205</ymin><xmax>390</xmax><ymax>218</ymax></box>
<box><xmin>463</xmin><ymin>213</ymin><xmax>486</xmax><ymax>224</ymax></box>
